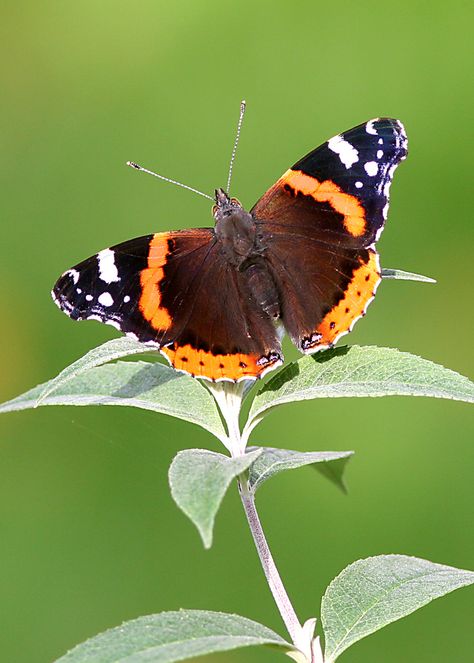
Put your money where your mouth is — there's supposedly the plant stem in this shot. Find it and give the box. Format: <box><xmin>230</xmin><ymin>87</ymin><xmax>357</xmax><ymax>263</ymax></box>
<box><xmin>206</xmin><ymin>382</ymin><xmax>246</xmax><ymax>455</ymax></box>
<box><xmin>239</xmin><ymin>477</ymin><xmax>303</xmax><ymax>647</ymax></box>
<box><xmin>209</xmin><ymin>381</ymin><xmax>313</xmax><ymax>659</ymax></box>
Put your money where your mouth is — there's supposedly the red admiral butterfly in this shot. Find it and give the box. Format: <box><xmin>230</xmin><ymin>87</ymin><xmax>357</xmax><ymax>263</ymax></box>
<box><xmin>52</xmin><ymin>106</ymin><xmax>407</xmax><ymax>382</ymax></box>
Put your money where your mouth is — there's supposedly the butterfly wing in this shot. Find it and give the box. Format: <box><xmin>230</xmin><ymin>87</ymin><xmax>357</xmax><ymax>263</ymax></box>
<box><xmin>52</xmin><ymin>230</ymin><xmax>282</xmax><ymax>381</ymax></box>
<box><xmin>252</xmin><ymin>118</ymin><xmax>408</xmax><ymax>352</ymax></box>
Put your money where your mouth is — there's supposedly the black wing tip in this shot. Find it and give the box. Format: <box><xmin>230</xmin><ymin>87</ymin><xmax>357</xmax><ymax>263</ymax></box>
<box><xmin>364</xmin><ymin>117</ymin><xmax>407</xmax><ymax>141</ymax></box>
<box><xmin>51</xmin><ymin>270</ymin><xmax>83</xmax><ymax>319</ymax></box>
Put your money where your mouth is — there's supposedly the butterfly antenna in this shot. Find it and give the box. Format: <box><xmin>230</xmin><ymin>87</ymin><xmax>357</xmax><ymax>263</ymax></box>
<box><xmin>226</xmin><ymin>99</ymin><xmax>246</xmax><ymax>194</ymax></box>
<box><xmin>126</xmin><ymin>162</ymin><xmax>214</xmax><ymax>201</ymax></box>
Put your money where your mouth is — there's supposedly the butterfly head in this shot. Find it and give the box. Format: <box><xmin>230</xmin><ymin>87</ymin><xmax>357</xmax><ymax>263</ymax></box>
<box><xmin>213</xmin><ymin>188</ymin><xmax>256</xmax><ymax>265</ymax></box>
<box><xmin>212</xmin><ymin>188</ymin><xmax>243</xmax><ymax>218</ymax></box>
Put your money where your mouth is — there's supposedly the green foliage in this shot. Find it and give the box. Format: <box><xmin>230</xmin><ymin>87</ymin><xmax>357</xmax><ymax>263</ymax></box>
<box><xmin>2</xmin><ymin>342</ymin><xmax>472</xmax><ymax>451</ymax></box>
<box><xmin>381</xmin><ymin>268</ymin><xmax>436</xmax><ymax>283</ymax></box>
<box><xmin>247</xmin><ymin>448</ymin><xmax>353</xmax><ymax>494</ymax></box>
<box><xmin>35</xmin><ymin>338</ymin><xmax>157</xmax><ymax>405</ymax></box>
<box><xmin>54</xmin><ymin>610</ymin><xmax>293</xmax><ymax>663</ymax></box>
<box><xmin>51</xmin><ymin>555</ymin><xmax>474</xmax><ymax>662</ymax></box>
<box><xmin>169</xmin><ymin>448</ymin><xmax>262</xmax><ymax>548</ymax></box>
<box><xmin>0</xmin><ymin>357</ymin><xmax>226</xmax><ymax>441</ymax></box>
<box><xmin>1</xmin><ymin>338</ymin><xmax>473</xmax><ymax>662</ymax></box>
<box><xmin>245</xmin><ymin>345</ymin><xmax>474</xmax><ymax>441</ymax></box>
<box><xmin>321</xmin><ymin>555</ymin><xmax>474</xmax><ymax>662</ymax></box>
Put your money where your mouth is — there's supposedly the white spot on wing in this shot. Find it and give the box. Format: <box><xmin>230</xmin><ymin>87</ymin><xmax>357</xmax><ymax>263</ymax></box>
<box><xmin>366</xmin><ymin>119</ymin><xmax>379</xmax><ymax>135</ymax></box>
<box><xmin>98</xmin><ymin>292</ymin><xmax>114</xmax><ymax>307</ymax></box>
<box><xmin>97</xmin><ymin>249</ymin><xmax>120</xmax><ymax>284</ymax></box>
<box><xmin>85</xmin><ymin>294</ymin><xmax>93</xmax><ymax>302</ymax></box>
<box><xmin>355</xmin><ymin>181</ymin><xmax>363</xmax><ymax>189</ymax></box>
<box><xmin>364</xmin><ymin>161</ymin><xmax>378</xmax><ymax>176</ymax></box>
<box><xmin>328</xmin><ymin>135</ymin><xmax>359</xmax><ymax>169</ymax></box>
<box><xmin>377</xmin><ymin>150</ymin><xmax>383</xmax><ymax>159</ymax></box>
<box><xmin>383</xmin><ymin>164</ymin><xmax>397</xmax><ymax>197</ymax></box>
<box><xmin>378</xmin><ymin>138</ymin><xmax>383</xmax><ymax>145</ymax></box>
<box><xmin>123</xmin><ymin>295</ymin><xmax>131</xmax><ymax>303</ymax></box>
<box><xmin>65</xmin><ymin>269</ymin><xmax>80</xmax><ymax>285</ymax></box>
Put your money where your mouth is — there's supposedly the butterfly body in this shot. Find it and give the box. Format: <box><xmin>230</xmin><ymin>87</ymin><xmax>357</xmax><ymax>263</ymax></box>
<box><xmin>52</xmin><ymin>118</ymin><xmax>408</xmax><ymax>382</ymax></box>
<box><xmin>213</xmin><ymin>188</ymin><xmax>281</xmax><ymax>319</ymax></box>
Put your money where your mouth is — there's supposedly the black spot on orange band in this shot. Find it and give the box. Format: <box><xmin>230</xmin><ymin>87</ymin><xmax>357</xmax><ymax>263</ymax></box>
<box><xmin>161</xmin><ymin>344</ymin><xmax>281</xmax><ymax>381</ymax></box>
<box><xmin>302</xmin><ymin>249</ymin><xmax>381</xmax><ymax>350</ymax></box>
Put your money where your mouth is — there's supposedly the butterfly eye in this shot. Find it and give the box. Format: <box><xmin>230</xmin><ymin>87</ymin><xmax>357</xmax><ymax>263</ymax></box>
<box><xmin>230</xmin><ymin>197</ymin><xmax>242</xmax><ymax>207</ymax></box>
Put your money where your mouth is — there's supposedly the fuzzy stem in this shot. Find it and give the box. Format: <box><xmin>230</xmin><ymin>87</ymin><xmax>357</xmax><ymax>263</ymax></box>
<box><xmin>206</xmin><ymin>382</ymin><xmax>246</xmax><ymax>456</ymax></box>
<box><xmin>239</xmin><ymin>477</ymin><xmax>304</xmax><ymax>646</ymax></box>
<box><xmin>208</xmin><ymin>381</ymin><xmax>312</xmax><ymax>659</ymax></box>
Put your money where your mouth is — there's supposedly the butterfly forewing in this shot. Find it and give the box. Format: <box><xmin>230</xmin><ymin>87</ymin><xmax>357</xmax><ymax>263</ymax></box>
<box><xmin>53</xmin><ymin>230</ymin><xmax>282</xmax><ymax>381</ymax></box>
<box><xmin>252</xmin><ymin>118</ymin><xmax>407</xmax><ymax>352</ymax></box>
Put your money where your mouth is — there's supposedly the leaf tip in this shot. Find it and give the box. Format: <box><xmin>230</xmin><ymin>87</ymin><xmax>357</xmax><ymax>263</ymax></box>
<box><xmin>201</xmin><ymin>530</ymin><xmax>213</xmax><ymax>550</ymax></box>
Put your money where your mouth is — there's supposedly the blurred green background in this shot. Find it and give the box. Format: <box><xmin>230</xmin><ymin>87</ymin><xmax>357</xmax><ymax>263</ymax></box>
<box><xmin>0</xmin><ymin>1</ymin><xmax>473</xmax><ymax>662</ymax></box>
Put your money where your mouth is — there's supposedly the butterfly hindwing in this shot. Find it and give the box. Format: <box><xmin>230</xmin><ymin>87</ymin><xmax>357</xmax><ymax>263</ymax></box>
<box><xmin>52</xmin><ymin>230</ymin><xmax>282</xmax><ymax>381</ymax></box>
<box><xmin>252</xmin><ymin>118</ymin><xmax>407</xmax><ymax>352</ymax></box>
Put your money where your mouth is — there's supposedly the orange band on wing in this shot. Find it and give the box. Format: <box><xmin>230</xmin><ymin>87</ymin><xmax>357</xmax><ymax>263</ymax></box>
<box><xmin>304</xmin><ymin>250</ymin><xmax>381</xmax><ymax>351</ymax></box>
<box><xmin>161</xmin><ymin>344</ymin><xmax>281</xmax><ymax>381</ymax></box>
<box><xmin>280</xmin><ymin>169</ymin><xmax>367</xmax><ymax>237</ymax></box>
<box><xmin>139</xmin><ymin>233</ymin><xmax>172</xmax><ymax>331</ymax></box>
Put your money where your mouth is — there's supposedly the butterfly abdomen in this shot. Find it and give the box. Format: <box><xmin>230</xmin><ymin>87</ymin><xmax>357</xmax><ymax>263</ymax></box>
<box><xmin>242</xmin><ymin>260</ymin><xmax>281</xmax><ymax>320</ymax></box>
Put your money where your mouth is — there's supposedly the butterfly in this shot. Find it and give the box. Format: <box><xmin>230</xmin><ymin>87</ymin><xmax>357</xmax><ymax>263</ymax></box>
<box><xmin>52</xmin><ymin>113</ymin><xmax>407</xmax><ymax>382</ymax></box>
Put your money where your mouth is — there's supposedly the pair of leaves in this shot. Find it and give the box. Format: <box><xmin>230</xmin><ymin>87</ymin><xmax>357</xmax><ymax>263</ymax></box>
<box><xmin>169</xmin><ymin>447</ymin><xmax>353</xmax><ymax>548</ymax></box>
<box><xmin>55</xmin><ymin>555</ymin><xmax>474</xmax><ymax>662</ymax></box>
<box><xmin>2</xmin><ymin>339</ymin><xmax>473</xmax><ymax>444</ymax></box>
<box><xmin>2</xmin><ymin>329</ymin><xmax>472</xmax><ymax>554</ymax></box>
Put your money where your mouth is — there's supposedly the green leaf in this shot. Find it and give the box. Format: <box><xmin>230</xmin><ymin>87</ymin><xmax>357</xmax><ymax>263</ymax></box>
<box><xmin>381</xmin><ymin>268</ymin><xmax>436</xmax><ymax>283</ymax></box>
<box><xmin>0</xmin><ymin>361</ymin><xmax>227</xmax><ymax>442</ymax></box>
<box><xmin>169</xmin><ymin>448</ymin><xmax>262</xmax><ymax>548</ymax></box>
<box><xmin>244</xmin><ymin>346</ymin><xmax>474</xmax><ymax>441</ymax></box>
<box><xmin>321</xmin><ymin>554</ymin><xmax>474</xmax><ymax>662</ymax></box>
<box><xmin>54</xmin><ymin>609</ymin><xmax>293</xmax><ymax>662</ymax></box>
<box><xmin>247</xmin><ymin>447</ymin><xmax>353</xmax><ymax>493</ymax></box>
<box><xmin>312</xmin><ymin>455</ymin><xmax>352</xmax><ymax>494</ymax></box>
<box><xmin>35</xmin><ymin>338</ymin><xmax>156</xmax><ymax>405</ymax></box>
